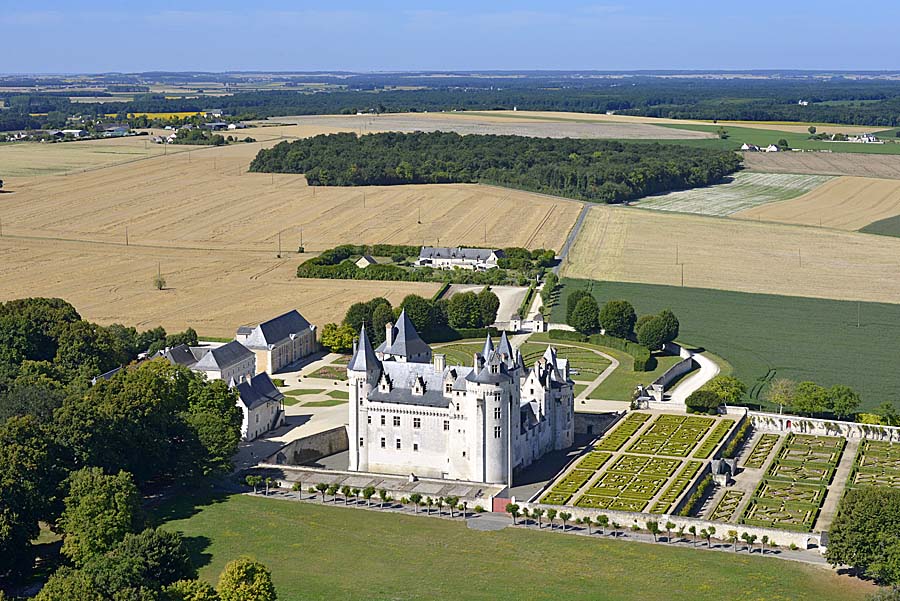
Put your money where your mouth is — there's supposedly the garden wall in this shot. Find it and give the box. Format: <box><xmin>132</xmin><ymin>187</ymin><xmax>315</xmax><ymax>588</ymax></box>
<box><xmin>267</xmin><ymin>426</ymin><xmax>349</xmax><ymax>465</ymax></box>
<box><xmin>747</xmin><ymin>411</ymin><xmax>900</xmax><ymax>442</ymax></box>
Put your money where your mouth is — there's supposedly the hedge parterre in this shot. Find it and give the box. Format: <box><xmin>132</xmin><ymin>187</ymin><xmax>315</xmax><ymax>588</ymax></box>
<box><xmin>593</xmin><ymin>412</ymin><xmax>651</xmax><ymax>452</ymax></box>
<box><xmin>652</xmin><ymin>460</ymin><xmax>704</xmax><ymax>514</ymax></box>
<box><xmin>626</xmin><ymin>414</ymin><xmax>714</xmax><ymax>458</ymax></box>
<box><xmin>709</xmin><ymin>490</ymin><xmax>745</xmax><ymax>522</ymax></box>
<box><xmin>693</xmin><ymin>418</ymin><xmax>736</xmax><ymax>459</ymax></box>
<box><xmin>851</xmin><ymin>440</ymin><xmax>900</xmax><ymax>489</ymax></box>
<box><xmin>742</xmin><ymin>434</ymin><xmax>781</xmax><ymax>470</ymax></box>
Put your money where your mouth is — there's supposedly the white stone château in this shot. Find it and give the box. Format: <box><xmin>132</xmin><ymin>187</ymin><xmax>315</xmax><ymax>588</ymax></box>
<box><xmin>347</xmin><ymin>310</ymin><xmax>575</xmax><ymax>484</ymax></box>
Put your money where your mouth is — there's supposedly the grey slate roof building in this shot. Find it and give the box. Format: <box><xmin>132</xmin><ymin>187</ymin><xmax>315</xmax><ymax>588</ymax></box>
<box><xmin>242</xmin><ymin>310</ymin><xmax>313</xmax><ymax>350</ymax></box>
<box><xmin>375</xmin><ymin>310</ymin><xmax>432</xmax><ymax>363</ymax></box>
<box><xmin>192</xmin><ymin>341</ymin><xmax>254</xmax><ymax>372</ymax></box>
<box><xmin>235</xmin><ymin>372</ymin><xmax>284</xmax><ymax>411</ymax></box>
<box><xmin>417</xmin><ymin>246</ymin><xmax>504</xmax><ymax>270</ymax></box>
<box><xmin>163</xmin><ymin>344</ymin><xmax>205</xmax><ymax>367</ymax></box>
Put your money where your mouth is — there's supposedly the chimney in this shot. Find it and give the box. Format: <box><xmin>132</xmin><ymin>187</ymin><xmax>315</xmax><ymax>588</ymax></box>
<box><xmin>385</xmin><ymin>322</ymin><xmax>394</xmax><ymax>347</ymax></box>
<box><xmin>434</xmin><ymin>353</ymin><xmax>446</xmax><ymax>372</ymax></box>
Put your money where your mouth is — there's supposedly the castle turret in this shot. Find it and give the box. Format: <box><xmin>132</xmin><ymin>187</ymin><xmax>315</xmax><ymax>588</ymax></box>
<box><xmin>348</xmin><ymin>326</ymin><xmax>382</xmax><ymax>472</ymax></box>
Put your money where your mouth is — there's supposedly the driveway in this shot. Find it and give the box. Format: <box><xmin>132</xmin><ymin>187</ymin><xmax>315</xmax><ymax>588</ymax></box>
<box><xmin>445</xmin><ymin>284</ymin><xmax>529</xmax><ymax>322</ymax></box>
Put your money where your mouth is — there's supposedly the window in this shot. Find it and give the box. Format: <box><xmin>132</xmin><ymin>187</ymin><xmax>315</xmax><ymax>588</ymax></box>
<box><xmin>380</xmin><ymin>437</ymin><xmax>386</xmax><ymax>448</ymax></box>
<box><xmin>359</xmin><ymin>438</ymin><xmax>364</xmax><ymax>447</ymax></box>
<box><xmin>396</xmin><ymin>438</ymin><xmax>402</xmax><ymax>450</ymax></box>
<box><xmin>494</xmin><ymin>426</ymin><xmax>501</xmax><ymax>439</ymax></box>
<box><xmin>445</xmin><ymin>383</ymin><xmax>452</xmax><ymax>393</ymax></box>
<box><xmin>393</xmin><ymin>416</ymin><xmax>400</xmax><ymax>427</ymax></box>
<box><xmin>413</xmin><ymin>417</ymin><xmax>421</xmax><ymax>429</ymax></box>
<box><xmin>367</xmin><ymin>415</ymin><xmax>372</xmax><ymax>424</ymax></box>
<box><xmin>494</xmin><ymin>407</ymin><xmax>501</xmax><ymax>420</ymax></box>
<box><xmin>380</xmin><ymin>415</ymin><xmax>385</xmax><ymax>426</ymax></box>
<box><xmin>413</xmin><ymin>443</ymin><xmax>419</xmax><ymax>452</ymax></box>
<box><xmin>443</xmin><ymin>420</ymin><xmax>450</xmax><ymax>431</ymax></box>
<box><xmin>462</xmin><ymin>451</ymin><xmax>466</xmax><ymax>457</ymax></box>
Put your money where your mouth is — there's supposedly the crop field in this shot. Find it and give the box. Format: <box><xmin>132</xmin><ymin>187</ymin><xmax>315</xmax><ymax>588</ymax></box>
<box><xmin>2</xmin><ymin>145</ymin><xmax>579</xmax><ymax>253</ymax></box>
<box><xmin>637</xmin><ymin>173</ymin><xmax>832</xmax><ymax>216</ymax></box>
<box><xmin>861</xmin><ymin>214</ymin><xmax>900</xmax><ymax>238</ymax></box>
<box><xmin>850</xmin><ymin>440</ymin><xmax>900</xmax><ymax>489</ymax></box>
<box><xmin>563</xmin><ymin>205</ymin><xmax>900</xmax><ymax>304</ymax></box>
<box><xmin>0</xmin><ymin>135</ymin><xmax>193</xmax><ymax>177</ymax></box>
<box><xmin>156</xmin><ymin>491</ymin><xmax>873</xmax><ymax>601</ymax></box>
<box><xmin>553</xmin><ymin>279</ymin><xmax>900</xmax><ymax>411</ymax></box>
<box><xmin>0</xmin><ymin>236</ymin><xmax>438</xmax><ymax>337</ymax></box>
<box><xmin>735</xmin><ymin>176</ymin><xmax>900</xmax><ymax>230</ymax></box>
<box><xmin>740</xmin><ymin>434</ymin><xmax>845</xmax><ymax>531</ymax></box>
<box><xmin>743</xmin><ymin>151</ymin><xmax>900</xmax><ymax>179</ymax></box>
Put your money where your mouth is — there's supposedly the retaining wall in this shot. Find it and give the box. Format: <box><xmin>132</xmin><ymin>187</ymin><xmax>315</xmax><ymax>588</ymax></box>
<box><xmin>746</xmin><ymin>410</ymin><xmax>900</xmax><ymax>442</ymax></box>
<box><xmin>267</xmin><ymin>426</ymin><xmax>349</xmax><ymax>465</ymax></box>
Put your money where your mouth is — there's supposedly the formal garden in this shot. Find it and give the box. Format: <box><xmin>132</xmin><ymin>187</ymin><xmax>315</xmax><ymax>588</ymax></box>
<box><xmin>625</xmin><ymin>414</ymin><xmax>717</xmax><ymax>458</ymax></box>
<box><xmin>850</xmin><ymin>440</ymin><xmax>900</xmax><ymax>489</ymax></box>
<box><xmin>739</xmin><ymin>434</ymin><xmax>845</xmax><ymax>531</ymax></box>
<box><xmin>742</xmin><ymin>433</ymin><xmax>781</xmax><ymax>469</ymax></box>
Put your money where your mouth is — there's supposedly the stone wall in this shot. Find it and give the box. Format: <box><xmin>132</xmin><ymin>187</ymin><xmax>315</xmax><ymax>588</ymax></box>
<box><xmin>267</xmin><ymin>426</ymin><xmax>349</xmax><ymax>465</ymax></box>
<box><xmin>747</xmin><ymin>410</ymin><xmax>900</xmax><ymax>442</ymax></box>
<box><xmin>574</xmin><ymin>411</ymin><xmax>622</xmax><ymax>436</ymax></box>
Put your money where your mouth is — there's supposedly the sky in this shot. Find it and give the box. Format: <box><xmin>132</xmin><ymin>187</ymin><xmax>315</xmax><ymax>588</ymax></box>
<box><xmin>2</xmin><ymin>0</ymin><xmax>900</xmax><ymax>73</ymax></box>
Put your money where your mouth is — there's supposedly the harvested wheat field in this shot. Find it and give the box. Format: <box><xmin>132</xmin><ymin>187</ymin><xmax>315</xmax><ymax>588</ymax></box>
<box><xmin>743</xmin><ymin>152</ymin><xmax>900</xmax><ymax>179</ymax></box>
<box><xmin>636</xmin><ymin>172</ymin><xmax>832</xmax><ymax>216</ymax></box>
<box><xmin>735</xmin><ymin>176</ymin><xmax>900</xmax><ymax>230</ymax></box>
<box><xmin>0</xmin><ymin>135</ymin><xmax>194</xmax><ymax>177</ymax></box>
<box><xmin>243</xmin><ymin>112</ymin><xmax>714</xmax><ymax>140</ymax></box>
<box><xmin>0</xmin><ymin>236</ymin><xmax>438</xmax><ymax>337</ymax></box>
<box><xmin>563</xmin><ymin>205</ymin><xmax>900</xmax><ymax>303</ymax></box>
<box><xmin>2</xmin><ymin>143</ymin><xmax>580</xmax><ymax>252</ymax></box>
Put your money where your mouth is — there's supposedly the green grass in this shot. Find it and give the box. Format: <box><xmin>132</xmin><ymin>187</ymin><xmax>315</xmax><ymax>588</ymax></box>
<box><xmin>860</xmin><ymin>213</ymin><xmax>900</xmax><ymax>238</ymax></box>
<box><xmin>303</xmin><ymin>399</ymin><xmax>348</xmax><ymax>407</ymax></box>
<box><xmin>434</xmin><ymin>341</ymin><xmax>485</xmax><ymax>366</ymax></box>
<box><xmin>589</xmin><ymin>352</ymin><xmax>683</xmax><ymax>401</ymax></box>
<box><xmin>519</xmin><ymin>342</ymin><xmax>611</xmax><ymax>379</ymax></box>
<box><xmin>573</xmin><ymin>383</ymin><xmax>588</xmax><ymax>397</ymax></box>
<box><xmin>554</xmin><ymin>278</ymin><xmax>900</xmax><ymax>410</ymax></box>
<box><xmin>156</xmin><ymin>491</ymin><xmax>871</xmax><ymax>600</ymax></box>
<box><xmin>308</xmin><ymin>365</ymin><xmax>349</xmax><ymax>381</ymax></box>
<box><xmin>284</xmin><ymin>388</ymin><xmax>326</xmax><ymax>396</ymax></box>
<box><xmin>327</xmin><ymin>389</ymin><xmax>349</xmax><ymax>400</ymax></box>
<box><xmin>658</xmin><ymin>123</ymin><xmax>900</xmax><ymax>155</ymax></box>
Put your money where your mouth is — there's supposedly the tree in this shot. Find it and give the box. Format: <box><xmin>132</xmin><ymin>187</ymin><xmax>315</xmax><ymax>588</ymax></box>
<box><xmin>371</xmin><ymin>303</ymin><xmax>394</xmax><ymax>345</ymax></box>
<box><xmin>599</xmin><ymin>300</ymin><xmax>636</xmax><ymax>339</ymax></box>
<box><xmin>766</xmin><ymin>378</ymin><xmax>797</xmax><ymax>413</ymax></box>
<box><xmin>532</xmin><ymin>507</ymin><xmax>544</xmax><ymax>529</ymax></box>
<box><xmin>808</xmin><ymin>125</ymin><xmax>817</xmax><ymax>135</ymax></box>
<box><xmin>164</xmin><ymin>579</ymin><xmax>221</xmax><ymax>601</ymax></box>
<box><xmin>827</xmin><ymin>487</ymin><xmax>900</xmax><ymax>585</ymax></box>
<box><xmin>570</xmin><ymin>295</ymin><xmax>600</xmax><ymax>334</ymax></box>
<box><xmin>688</xmin><ymin>525</ymin><xmax>697</xmax><ymax>546</ymax></box>
<box><xmin>59</xmin><ymin>467</ymin><xmax>142</xmax><ymax>567</ymax></box>
<box><xmin>829</xmin><ymin>384</ymin><xmax>861</xmax><ymax>419</ymax></box>
<box><xmin>0</xmin><ymin>415</ymin><xmax>55</xmax><ymax>579</ymax></box>
<box><xmin>315</xmin><ymin>482</ymin><xmax>328</xmax><ymax>502</ymax></box>
<box><xmin>319</xmin><ymin>322</ymin><xmax>356</xmax><ymax>353</ymax></box>
<box><xmin>704</xmin><ymin>375</ymin><xmax>747</xmax><ymax>405</ymax></box>
<box><xmin>343</xmin><ymin>302</ymin><xmax>373</xmax><ymax>332</ymax></box>
<box><xmin>777</xmin><ymin>138</ymin><xmax>791</xmax><ymax>150</ymax></box>
<box><xmin>326</xmin><ymin>484</ymin><xmax>339</xmax><ymax>502</ymax></box>
<box><xmin>647</xmin><ymin>521</ymin><xmax>661</xmax><ymax>542</ymax></box>
<box><xmin>477</xmin><ymin>288</ymin><xmax>500</xmax><ymax>326</ymax></box>
<box><xmin>436</xmin><ymin>497</ymin><xmax>444</xmax><ymax>515</ymax></box>
<box><xmin>727</xmin><ymin>529</ymin><xmax>739</xmax><ymax>552</ymax></box>
<box><xmin>245</xmin><ymin>475</ymin><xmax>263</xmax><ymax>493</ymax></box>
<box><xmin>559</xmin><ymin>512</ymin><xmax>572</xmax><ymax>531</ymax></box>
<box><xmin>877</xmin><ymin>402</ymin><xmax>900</xmax><ymax>427</ymax></box>
<box><xmin>378</xmin><ymin>488</ymin><xmax>390</xmax><ymax>509</ymax></box>
<box><xmin>686</xmin><ymin>389</ymin><xmax>721</xmax><ymax>414</ymax></box>
<box><xmin>154</xmin><ymin>272</ymin><xmax>167</xmax><ymax>291</ymax></box>
<box><xmin>87</xmin><ymin>528</ymin><xmax>194</xmax><ymax>592</ymax></box>
<box><xmin>340</xmin><ymin>485</ymin><xmax>351</xmax><ymax>505</ymax></box>
<box><xmin>505</xmin><ymin>503</ymin><xmax>520</xmax><ymax>525</ymax></box>
<box><xmin>636</xmin><ymin>315</ymin><xmax>667</xmax><ymax>350</ymax></box>
<box><xmin>581</xmin><ymin>516</ymin><xmax>592</xmax><ymax>534</ymax></box>
<box><xmin>596</xmin><ymin>514</ymin><xmax>609</xmax><ymax>535</ymax></box>
<box><xmin>216</xmin><ymin>557</ymin><xmax>277</xmax><ymax>601</ymax></box>
<box><xmin>409</xmin><ymin>493</ymin><xmax>422</xmax><ymax>514</ymax></box>
<box><xmin>565</xmin><ymin>289</ymin><xmax>591</xmax><ymax>324</ymax></box>
<box><xmin>701</xmin><ymin>528</ymin><xmax>712</xmax><ymax>548</ymax></box>
<box><xmin>545</xmin><ymin>508</ymin><xmax>558</xmax><ymax>529</ymax></box>
<box><xmin>447</xmin><ymin>291</ymin><xmax>484</xmax><ymax>329</ymax></box>
<box><xmin>665</xmin><ymin>521</ymin><xmax>676</xmax><ymax>543</ymax></box>
<box><xmin>400</xmin><ymin>295</ymin><xmax>436</xmax><ymax>333</ymax></box>
<box><xmin>794</xmin><ymin>381</ymin><xmax>828</xmax><ymax>416</ymax></box>
<box><xmin>362</xmin><ymin>486</ymin><xmax>376</xmax><ymax>507</ymax></box>
<box><xmin>445</xmin><ymin>496</ymin><xmax>458</xmax><ymax>518</ymax></box>
<box><xmin>34</xmin><ymin>567</ymin><xmax>104</xmax><ymax>601</ymax></box>
<box><xmin>611</xmin><ymin>521</ymin><xmax>621</xmax><ymax>538</ymax></box>
<box><xmin>425</xmin><ymin>497</ymin><xmax>434</xmax><ymax>514</ymax></box>
<box><xmin>761</xmin><ymin>534</ymin><xmax>769</xmax><ymax>554</ymax></box>
<box><xmin>541</xmin><ymin>272</ymin><xmax>559</xmax><ymax>305</ymax></box>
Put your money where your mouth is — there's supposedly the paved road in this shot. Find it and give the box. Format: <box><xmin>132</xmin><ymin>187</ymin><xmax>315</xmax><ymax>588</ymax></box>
<box><xmin>669</xmin><ymin>351</ymin><xmax>721</xmax><ymax>405</ymax></box>
<box><xmin>555</xmin><ymin>204</ymin><xmax>591</xmax><ymax>274</ymax></box>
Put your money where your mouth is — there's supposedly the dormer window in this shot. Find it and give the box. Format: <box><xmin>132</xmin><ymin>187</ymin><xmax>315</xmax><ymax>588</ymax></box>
<box><xmin>412</xmin><ymin>376</ymin><xmax>426</xmax><ymax>396</ymax></box>
<box><xmin>445</xmin><ymin>382</ymin><xmax>452</xmax><ymax>393</ymax></box>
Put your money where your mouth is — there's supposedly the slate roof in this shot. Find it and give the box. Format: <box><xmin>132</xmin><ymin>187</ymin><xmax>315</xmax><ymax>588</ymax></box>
<box><xmin>348</xmin><ymin>326</ymin><xmax>382</xmax><ymax>374</ymax></box>
<box><xmin>193</xmin><ymin>341</ymin><xmax>253</xmax><ymax>371</ymax></box>
<box><xmin>164</xmin><ymin>344</ymin><xmax>201</xmax><ymax>367</ymax></box>
<box><xmin>418</xmin><ymin>247</ymin><xmax>504</xmax><ymax>262</ymax></box>
<box><xmin>367</xmin><ymin>361</ymin><xmax>473</xmax><ymax>408</ymax></box>
<box><xmin>243</xmin><ymin>310</ymin><xmax>312</xmax><ymax>349</ymax></box>
<box><xmin>235</xmin><ymin>372</ymin><xmax>284</xmax><ymax>411</ymax></box>
<box><xmin>375</xmin><ymin>310</ymin><xmax>431</xmax><ymax>360</ymax></box>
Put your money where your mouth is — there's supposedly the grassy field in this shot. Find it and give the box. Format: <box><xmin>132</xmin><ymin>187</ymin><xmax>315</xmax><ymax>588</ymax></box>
<box><xmin>636</xmin><ymin>173</ymin><xmax>832</xmax><ymax>216</ymax></box>
<box><xmin>156</xmin><ymin>491</ymin><xmax>871</xmax><ymax>601</ymax></box>
<box><xmin>743</xmin><ymin>151</ymin><xmax>900</xmax><ymax>179</ymax></box>
<box><xmin>861</xmin><ymin>213</ymin><xmax>900</xmax><ymax>238</ymax></box>
<box><xmin>553</xmin><ymin>279</ymin><xmax>900</xmax><ymax>410</ymax></box>
<box><xmin>562</xmin><ymin>204</ymin><xmax>900</xmax><ymax>304</ymax></box>
<box><xmin>735</xmin><ymin>176</ymin><xmax>900</xmax><ymax>230</ymax></box>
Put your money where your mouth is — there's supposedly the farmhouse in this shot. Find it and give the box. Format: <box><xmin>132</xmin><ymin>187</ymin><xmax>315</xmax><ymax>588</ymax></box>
<box><xmin>235</xmin><ymin>310</ymin><xmax>317</xmax><ymax>374</ymax></box>
<box><xmin>235</xmin><ymin>372</ymin><xmax>286</xmax><ymax>441</ymax></box>
<box><xmin>740</xmin><ymin>143</ymin><xmax>760</xmax><ymax>152</ymax></box>
<box><xmin>61</xmin><ymin>129</ymin><xmax>89</xmax><ymax>138</ymax></box>
<box><xmin>163</xmin><ymin>340</ymin><xmax>256</xmax><ymax>383</ymax></box>
<box><xmin>355</xmin><ymin>255</ymin><xmax>378</xmax><ymax>269</ymax></box>
<box><xmin>417</xmin><ymin>246</ymin><xmax>505</xmax><ymax>271</ymax></box>
<box><xmin>348</xmin><ymin>316</ymin><xmax>575</xmax><ymax>484</ymax></box>
<box><xmin>765</xmin><ymin>144</ymin><xmax>780</xmax><ymax>152</ymax></box>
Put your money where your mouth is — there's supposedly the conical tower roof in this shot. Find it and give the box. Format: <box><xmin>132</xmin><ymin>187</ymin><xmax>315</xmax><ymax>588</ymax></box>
<box><xmin>348</xmin><ymin>325</ymin><xmax>381</xmax><ymax>373</ymax></box>
<box><xmin>482</xmin><ymin>333</ymin><xmax>495</xmax><ymax>358</ymax></box>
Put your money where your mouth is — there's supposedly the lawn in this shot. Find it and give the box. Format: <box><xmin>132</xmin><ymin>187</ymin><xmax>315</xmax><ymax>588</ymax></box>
<box><xmin>303</xmin><ymin>399</ymin><xmax>348</xmax><ymax>407</ymax></box>
<box><xmin>307</xmin><ymin>365</ymin><xmax>349</xmax><ymax>381</ymax></box>
<box><xmin>554</xmin><ymin>278</ymin><xmax>900</xmax><ymax>410</ymax></box>
<box><xmin>284</xmin><ymin>388</ymin><xmax>326</xmax><ymax>396</ymax></box>
<box><xmin>156</xmin><ymin>491</ymin><xmax>871</xmax><ymax>601</ymax></box>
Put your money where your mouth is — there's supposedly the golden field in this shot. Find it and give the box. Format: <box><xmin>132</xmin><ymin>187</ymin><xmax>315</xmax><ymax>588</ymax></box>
<box><xmin>743</xmin><ymin>152</ymin><xmax>900</xmax><ymax>179</ymax></box>
<box><xmin>0</xmin><ymin>236</ymin><xmax>438</xmax><ymax>337</ymax></box>
<box><xmin>735</xmin><ymin>176</ymin><xmax>900</xmax><ymax>230</ymax></box>
<box><xmin>562</xmin><ymin>205</ymin><xmax>900</xmax><ymax>303</ymax></box>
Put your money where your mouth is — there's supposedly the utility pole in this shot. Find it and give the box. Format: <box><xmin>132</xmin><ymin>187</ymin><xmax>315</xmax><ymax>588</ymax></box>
<box><xmin>125</xmin><ymin>227</ymin><xmax>129</xmax><ymax>246</ymax></box>
<box><xmin>675</xmin><ymin>243</ymin><xmax>679</xmax><ymax>265</ymax></box>
<box><xmin>278</xmin><ymin>231</ymin><xmax>281</xmax><ymax>256</ymax></box>
<box><xmin>300</xmin><ymin>226</ymin><xmax>303</xmax><ymax>248</ymax></box>
<box><xmin>680</xmin><ymin>263</ymin><xmax>684</xmax><ymax>287</ymax></box>
<box><xmin>857</xmin><ymin>302</ymin><xmax>861</xmax><ymax>328</ymax></box>
<box><xmin>798</xmin><ymin>248</ymin><xmax>802</xmax><ymax>268</ymax></box>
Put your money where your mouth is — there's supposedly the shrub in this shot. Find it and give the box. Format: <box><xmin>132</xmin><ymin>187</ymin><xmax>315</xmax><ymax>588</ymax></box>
<box><xmin>686</xmin><ymin>389</ymin><xmax>721</xmax><ymax>414</ymax></box>
<box><xmin>548</xmin><ymin>330</ymin><xmax>588</xmax><ymax>343</ymax></box>
<box><xmin>473</xmin><ymin>505</ymin><xmax>485</xmax><ymax>513</ymax></box>
<box><xmin>587</xmin><ymin>334</ymin><xmax>653</xmax><ymax>371</ymax></box>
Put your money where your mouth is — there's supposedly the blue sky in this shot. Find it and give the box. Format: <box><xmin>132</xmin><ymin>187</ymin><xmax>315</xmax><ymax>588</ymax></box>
<box><xmin>2</xmin><ymin>1</ymin><xmax>899</xmax><ymax>73</ymax></box>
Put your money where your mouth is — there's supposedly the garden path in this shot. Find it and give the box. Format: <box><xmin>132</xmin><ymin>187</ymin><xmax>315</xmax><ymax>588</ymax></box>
<box><xmin>815</xmin><ymin>438</ymin><xmax>860</xmax><ymax>531</ymax></box>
